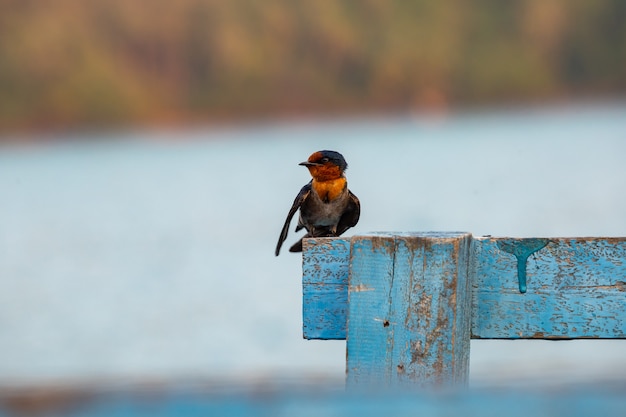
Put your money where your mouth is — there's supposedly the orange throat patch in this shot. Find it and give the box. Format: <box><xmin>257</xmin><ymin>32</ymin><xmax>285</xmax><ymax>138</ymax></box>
<box><xmin>307</xmin><ymin>164</ymin><xmax>342</xmax><ymax>182</ymax></box>
<box><xmin>312</xmin><ymin>177</ymin><xmax>347</xmax><ymax>202</ymax></box>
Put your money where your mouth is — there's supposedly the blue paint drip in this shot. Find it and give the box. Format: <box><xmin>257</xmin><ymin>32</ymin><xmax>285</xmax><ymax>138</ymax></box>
<box><xmin>497</xmin><ymin>239</ymin><xmax>550</xmax><ymax>293</ymax></box>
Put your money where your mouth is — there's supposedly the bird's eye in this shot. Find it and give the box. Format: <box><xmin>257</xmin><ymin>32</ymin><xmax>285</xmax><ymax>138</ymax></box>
<box><xmin>320</xmin><ymin>157</ymin><xmax>329</xmax><ymax>163</ymax></box>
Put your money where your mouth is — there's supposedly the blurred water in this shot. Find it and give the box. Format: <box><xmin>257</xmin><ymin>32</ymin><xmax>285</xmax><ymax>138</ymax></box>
<box><xmin>1</xmin><ymin>103</ymin><xmax>626</xmax><ymax>388</ymax></box>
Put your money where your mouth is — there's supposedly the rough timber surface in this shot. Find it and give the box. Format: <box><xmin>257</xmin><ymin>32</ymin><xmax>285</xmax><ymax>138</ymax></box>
<box><xmin>302</xmin><ymin>235</ymin><xmax>626</xmax><ymax>340</ymax></box>
<box><xmin>346</xmin><ymin>232</ymin><xmax>472</xmax><ymax>387</ymax></box>
<box><xmin>472</xmin><ymin>237</ymin><xmax>626</xmax><ymax>339</ymax></box>
<box><xmin>302</xmin><ymin>238</ymin><xmax>350</xmax><ymax>339</ymax></box>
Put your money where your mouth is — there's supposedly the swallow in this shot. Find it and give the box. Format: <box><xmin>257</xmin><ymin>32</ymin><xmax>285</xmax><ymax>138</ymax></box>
<box><xmin>275</xmin><ymin>150</ymin><xmax>360</xmax><ymax>256</ymax></box>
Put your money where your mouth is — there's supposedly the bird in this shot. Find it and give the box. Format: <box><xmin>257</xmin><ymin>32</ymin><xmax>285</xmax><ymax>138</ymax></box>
<box><xmin>275</xmin><ymin>150</ymin><xmax>360</xmax><ymax>256</ymax></box>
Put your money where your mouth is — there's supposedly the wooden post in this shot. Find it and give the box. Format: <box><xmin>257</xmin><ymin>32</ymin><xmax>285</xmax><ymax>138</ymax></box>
<box><xmin>346</xmin><ymin>232</ymin><xmax>472</xmax><ymax>388</ymax></box>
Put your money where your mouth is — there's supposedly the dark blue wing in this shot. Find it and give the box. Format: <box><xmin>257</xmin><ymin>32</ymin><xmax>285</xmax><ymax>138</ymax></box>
<box><xmin>336</xmin><ymin>190</ymin><xmax>360</xmax><ymax>236</ymax></box>
<box><xmin>275</xmin><ymin>182</ymin><xmax>311</xmax><ymax>256</ymax></box>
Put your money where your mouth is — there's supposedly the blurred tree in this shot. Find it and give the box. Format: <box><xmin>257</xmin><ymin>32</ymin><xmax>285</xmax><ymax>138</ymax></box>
<box><xmin>0</xmin><ymin>0</ymin><xmax>624</xmax><ymax>132</ymax></box>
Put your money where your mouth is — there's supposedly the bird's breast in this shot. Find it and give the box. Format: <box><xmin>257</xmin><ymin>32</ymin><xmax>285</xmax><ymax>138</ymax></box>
<box><xmin>300</xmin><ymin>180</ymin><xmax>350</xmax><ymax>229</ymax></box>
<box><xmin>311</xmin><ymin>178</ymin><xmax>347</xmax><ymax>202</ymax></box>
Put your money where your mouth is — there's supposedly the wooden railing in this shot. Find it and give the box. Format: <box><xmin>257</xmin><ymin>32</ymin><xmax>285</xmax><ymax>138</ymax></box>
<box><xmin>302</xmin><ymin>233</ymin><xmax>626</xmax><ymax>387</ymax></box>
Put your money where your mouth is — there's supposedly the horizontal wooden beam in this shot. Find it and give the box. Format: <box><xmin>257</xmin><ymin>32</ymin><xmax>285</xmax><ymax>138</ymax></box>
<box><xmin>472</xmin><ymin>237</ymin><xmax>626</xmax><ymax>339</ymax></box>
<box><xmin>302</xmin><ymin>235</ymin><xmax>626</xmax><ymax>340</ymax></box>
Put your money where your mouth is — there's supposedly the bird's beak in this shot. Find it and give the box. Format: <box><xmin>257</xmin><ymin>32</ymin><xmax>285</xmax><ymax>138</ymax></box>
<box><xmin>299</xmin><ymin>161</ymin><xmax>322</xmax><ymax>167</ymax></box>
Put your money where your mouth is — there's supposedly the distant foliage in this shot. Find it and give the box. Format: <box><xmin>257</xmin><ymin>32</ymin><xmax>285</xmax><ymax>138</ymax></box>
<box><xmin>0</xmin><ymin>0</ymin><xmax>625</xmax><ymax>131</ymax></box>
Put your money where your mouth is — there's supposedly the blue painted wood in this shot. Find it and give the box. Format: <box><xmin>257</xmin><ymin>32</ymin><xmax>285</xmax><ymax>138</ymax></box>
<box><xmin>2</xmin><ymin>385</ymin><xmax>626</xmax><ymax>417</ymax></box>
<box><xmin>496</xmin><ymin>238</ymin><xmax>550</xmax><ymax>293</ymax></box>
<box><xmin>345</xmin><ymin>234</ymin><xmax>396</xmax><ymax>385</ymax></box>
<box><xmin>472</xmin><ymin>237</ymin><xmax>626</xmax><ymax>338</ymax></box>
<box><xmin>302</xmin><ymin>238</ymin><xmax>350</xmax><ymax>339</ymax></box>
<box><xmin>303</xmin><ymin>236</ymin><xmax>626</xmax><ymax>340</ymax></box>
<box><xmin>346</xmin><ymin>232</ymin><xmax>472</xmax><ymax>387</ymax></box>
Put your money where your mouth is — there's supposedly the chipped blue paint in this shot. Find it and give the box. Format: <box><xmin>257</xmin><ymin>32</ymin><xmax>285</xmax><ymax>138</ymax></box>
<box><xmin>346</xmin><ymin>235</ymin><xmax>396</xmax><ymax>385</ymax></box>
<box><xmin>303</xmin><ymin>235</ymin><xmax>626</xmax><ymax>340</ymax></box>
<box><xmin>496</xmin><ymin>239</ymin><xmax>550</xmax><ymax>293</ymax></box>
<box><xmin>472</xmin><ymin>237</ymin><xmax>626</xmax><ymax>338</ymax></box>
<box><xmin>302</xmin><ymin>238</ymin><xmax>350</xmax><ymax>339</ymax></box>
<box><xmin>346</xmin><ymin>232</ymin><xmax>472</xmax><ymax>387</ymax></box>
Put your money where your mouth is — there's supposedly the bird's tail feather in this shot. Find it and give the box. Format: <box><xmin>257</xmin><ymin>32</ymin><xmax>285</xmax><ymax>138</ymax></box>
<box><xmin>289</xmin><ymin>234</ymin><xmax>309</xmax><ymax>253</ymax></box>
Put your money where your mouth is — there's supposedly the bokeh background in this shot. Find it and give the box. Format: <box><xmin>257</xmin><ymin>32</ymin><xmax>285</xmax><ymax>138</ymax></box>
<box><xmin>1</xmin><ymin>0</ymin><xmax>626</xmax><ymax>405</ymax></box>
<box><xmin>1</xmin><ymin>0</ymin><xmax>625</xmax><ymax>133</ymax></box>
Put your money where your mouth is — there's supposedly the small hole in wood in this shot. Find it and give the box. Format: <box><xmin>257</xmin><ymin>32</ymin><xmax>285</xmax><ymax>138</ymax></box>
<box><xmin>383</xmin><ymin>320</ymin><xmax>390</xmax><ymax>327</ymax></box>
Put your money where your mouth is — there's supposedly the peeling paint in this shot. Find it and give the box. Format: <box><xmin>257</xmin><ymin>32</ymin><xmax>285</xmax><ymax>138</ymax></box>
<box><xmin>349</xmin><ymin>284</ymin><xmax>374</xmax><ymax>292</ymax></box>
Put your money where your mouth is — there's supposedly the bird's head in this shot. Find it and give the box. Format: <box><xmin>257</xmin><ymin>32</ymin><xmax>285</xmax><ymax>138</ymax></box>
<box><xmin>299</xmin><ymin>150</ymin><xmax>348</xmax><ymax>182</ymax></box>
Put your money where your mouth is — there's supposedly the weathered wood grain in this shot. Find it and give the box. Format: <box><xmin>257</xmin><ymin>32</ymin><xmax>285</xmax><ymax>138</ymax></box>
<box><xmin>302</xmin><ymin>238</ymin><xmax>350</xmax><ymax>339</ymax></box>
<box><xmin>472</xmin><ymin>237</ymin><xmax>626</xmax><ymax>338</ymax></box>
<box><xmin>345</xmin><ymin>234</ymin><xmax>396</xmax><ymax>386</ymax></box>
<box><xmin>303</xmin><ymin>236</ymin><xmax>626</xmax><ymax>340</ymax></box>
<box><xmin>346</xmin><ymin>232</ymin><xmax>472</xmax><ymax>387</ymax></box>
